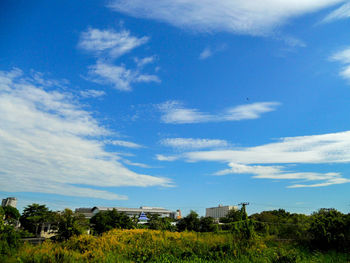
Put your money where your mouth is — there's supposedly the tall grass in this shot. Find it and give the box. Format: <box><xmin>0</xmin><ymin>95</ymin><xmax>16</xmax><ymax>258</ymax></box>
<box><xmin>3</xmin><ymin>229</ymin><xmax>350</xmax><ymax>262</ymax></box>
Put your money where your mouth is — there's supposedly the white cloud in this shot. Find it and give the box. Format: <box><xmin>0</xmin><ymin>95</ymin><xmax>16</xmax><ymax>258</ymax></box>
<box><xmin>80</xmin><ymin>89</ymin><xmax>106</xmax><ymax>98</ymax></box>
<box><xmin>199</xmin><ymin>48</ymin><xmax>212</xmax><ymax>60</ymax></box>
<box><xmin>0</xmin><ymin>69</ymin><xmax>171</xmax><ymax>200</ymax></box>
<box><xmin>108</xmin><ymin>139</ymin><xmax>143</xmax><ymax>148</ymax></box>
<box><xmin>169</xmin><ymin>130</ymin><xmax>350</xmax><ymax>188</ymax></box>
<box><xmin>109</xmin><ymin>0</ymin><xmax>344</xmax><ymax>35</ymax></box>
<box><xmin>88</xmin><ymin>61</ymin><xmax>160</xmax><ymax>91</ymax></box>
<box><xmin>185</xmin><ymin>130</ymin><xmax>350</xmax><ymax>164</ymax></box>
<box><xmin>134</xmin><ymin>56</ymin><xmax>155</xmax><ymax>67</ymax></box>
<box><xmin>78</xmin><ymin>28</ymin><xmax>148</xmax><ymax>58</ymax></box>
<box><xmin>214</xmin><ymin>163</ymin><xmax>350</xmax><ymax>188</ymax></box>
<box><xmin>158</xmin><ymin>101</ymin><xmax>280</xmax><ymax>124</ymax></box>
<box><xmin>161</xmin><ymin>138</ymin><xmax>228</xmax><ymax>150</ymax></box>
<box><xmin>199</xmin><ymin>45</ymin><xmax>227</xmax><ymax>60</ymax></box>
<box><xmin>323</xmin><ymin>2</ymin><xmax>350</xmax><ymax>22</ymax></box>
<box><xmin>330</xmin><ymin>47</ymin><xmax>350</xmax><ymax>81</ymax></box>
<box><xmin>155</xmin><ymin>154</ymin><xmax>179</xmax><ymax>162</ymax></box>
<box><xmin>123</xmin><ymin>159</ymin><xmax>151</xmax><ymax>168</ymax></box>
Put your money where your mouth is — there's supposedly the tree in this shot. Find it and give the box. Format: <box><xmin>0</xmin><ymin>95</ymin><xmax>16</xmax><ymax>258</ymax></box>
<box><xmin>220</xmin><ymin>209</ymin><xmax>242</xmax><ymax>223</ymax></box>
<box><xmin>177</xmin><ymin>211</ymin><xmax>200</xmax><ymax>232</ymax></box>
<box><xmin>199</xmin><ymin>216</ymin><xmax>215</xmax><ymax>232</ymax></box>
<box><xmin>309</xmin><ymin>208</ymin><xmax>349</xmax><ymax>251</ymax></box>
<box><xmin>2</xmin><ymin>206</ymin><xmax>20</xmax><ymax>226</ymax></box>
<box><xmin>90</xmin><ymin>209</ymin><xmax>134</xmax><ymax>234</ymax></box>
<box><xmin>0</xmin><ymin>207</ymin><xmax>20</xmax><ymax>255</ymax></box>
<box><xmin>56</xmin><ymin>209</ymin><xmax>89</xmax><ymax>241</ymax></box>
<box><xmin>148</xmin><ymin>214</ymin><xmax>173</xmax><ymax>231</ymax></box>
<box><xmin>20</xmin><ymin>203</ymin><xmax>54</xmax><ymax>236</ymax></box>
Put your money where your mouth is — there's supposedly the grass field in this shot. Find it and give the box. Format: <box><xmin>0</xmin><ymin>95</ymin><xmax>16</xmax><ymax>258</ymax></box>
<box><xmin>2</xmin><ymin>229</ymin><xmax>350</xmax><ymax>263</ymax></box>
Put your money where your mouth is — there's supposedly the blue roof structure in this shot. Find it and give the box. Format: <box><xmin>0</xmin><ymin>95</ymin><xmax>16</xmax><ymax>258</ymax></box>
<box><xmin>138</xmin><ymin>212</ymin><xmax>149</xmax><ymax>221</ymax></box>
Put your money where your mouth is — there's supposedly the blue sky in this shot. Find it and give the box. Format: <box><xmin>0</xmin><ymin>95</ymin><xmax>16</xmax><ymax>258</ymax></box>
<box><xmin>1</xmin><ymin>0</ymin><xmax>350</xmax><ymax>216</ymax></box>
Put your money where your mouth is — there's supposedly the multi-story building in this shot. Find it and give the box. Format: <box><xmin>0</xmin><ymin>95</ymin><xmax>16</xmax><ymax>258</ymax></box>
<box><xmin>205</xmin><ymin>204</ymin><xmax>238</xmax><ymax>219</ymax></box>
<box><xmin>75</xmin><ymin>206</ymin><xmax>179</xmax><ymax>220</ymax></box>
<box><xmin>1</xmin><ymin>197</ymin><xmax>17</xmax><ymax>208</ymax></box>
<box><xmin>92</xmin><ymin>206</ymin><xmax>178</xmax><ymax>219</ymax></box>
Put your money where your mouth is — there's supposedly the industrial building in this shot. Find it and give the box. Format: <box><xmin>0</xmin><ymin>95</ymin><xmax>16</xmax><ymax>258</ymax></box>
<box><xmin>205</xmin><ymin>204</ymin><xmax>238</xmax><ymax>219</ymax></box>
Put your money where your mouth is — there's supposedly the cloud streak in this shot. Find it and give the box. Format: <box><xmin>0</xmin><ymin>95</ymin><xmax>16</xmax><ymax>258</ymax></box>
<box><xmin>330</xmin><ymin>47</ymin><xmax>350</xmax><ymax>81</ymax></box>
<box><xmin>161</xmin><ymin>138</ymin><xmax>228</xmax><ymax>150</ymax></box>
<box><xmin>109</xmin><ymin>0</ymin><xmax>344</xmax><ymax>35</ymax></box>
<box><xmin>157</xmin><ymin>130</ymin><xmax>350</xmax><ymax>188</ymax></box>
<box><xmin>78</xmin><ymin>28</ymin><xmax>148</xmax><ymax>58</ymax></box>
<box><xmin>0</xmin><ymin>69</ymin><xmax>171</xmax><ymax>200</ymax></box>
<box><xmin>87</xmin><ymin>61</ymin><xmax>160</xmax><ymax>91</ymax></box>
<box><xmin>158</xmin><ymin>101</ymin><xmax>280</xmax><ymax>124</ymax></box>
<box><xmin>323</xmin><ymin>2</ymin><xmax>350</xmax><ymax>23</ymax></box>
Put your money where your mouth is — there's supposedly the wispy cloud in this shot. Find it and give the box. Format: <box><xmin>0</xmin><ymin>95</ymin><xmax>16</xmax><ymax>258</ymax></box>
<box><xmin>178</xmin><ymin>130</ymin><xmax>350</xmax><ymax>187</ymax></box>
<box><xmin>134</xmin><ymin>56</ymin><xmax>156</xmax><ymax>67</ymax></box>
<box><xmin>79</xmin><ymin>27</ymin><xmax>160</xmax><ymax>92</ymax></box>
<box><xmin>330</xmin><ymin>47</ymin><xmax>350</xmax><ymax>81</ymax></box>
<box><xmin>215</xmin><ymin>163</ymin><xmax>349</xmax><ymax>188</ymax></box>
<box><xmin>199</xmin><ymin>45</ymin><xmax>227</xmax><ymax>60</ymax></box>
<box><xmin>158</xmin><ymin>101</ymin><xmax>280</xmax><ymax>124</ymax></box>
<box><xmin>109</xmin><ymin>0</ymin><xmax>344</xmax><ymax>35</ymax></box>
<box><xmin>108</xmin><ymin>139</ymin><xmax>143</xmax><ymax>148</ymax></box>
<box><xmin>80</xmin><ymin>89</ymin><xmax>106</xmax><ymax>98</ymax></box>
<box><xmin>0</xmin><ymin>69</ymin><xmax>171</xmax><ymax>200</ymax></box>
<box><xmin>161</xmin><ymin>138</ymin><xmax>228</xmax><ymax>150</ymax></box>
<box><xmin>199</xmin><ymin>48</ymin><xmax>213</xmax><ymax>60</ymax></box>
<box><xmin>323</xmin><ymin>2</ymin><xmax>350</xmax><ymax>23</ymax></box>
<box><xmin>123</xmin><ymin>159</ymin><xmax>151</xmax><ymax>168</ymax></box>
<box><xmin>78</xmin><ymin>28</ymin><xmax>148</xmax><ymax>58</ymax></box>
<box><xmin>156</xmin><ymin>130</ymin><xmax>350</xmax><ymax>187</ymax></box>
<box><xmin>155</xmin><ymin>154</ymin><xmax>179</xmax><ymax>162</ymax></box>
<box><xmin>87</xmin><ymin>61</ymin><xmax>160</xmax><ymax>91</ymax></box>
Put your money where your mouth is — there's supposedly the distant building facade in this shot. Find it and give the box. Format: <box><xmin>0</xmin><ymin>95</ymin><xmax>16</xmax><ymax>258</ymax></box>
<box><xmin>90</xmin><ymin>206</ymin><xmax>178</xmax><ymax>219</ymax></box>
<box><xmin>206</xmin><ymin>204</ymin><xmax>238</xmax><ymax>219</ymax></box>
<box><xmin>1</xmin><ymin>197</ymin><xmax>17</xmax><ymax>208</ymax></box>
<box><xmin>75</xmin><ymin>208</ymin><xmax>95</xmax><ymax>219</ymax></box>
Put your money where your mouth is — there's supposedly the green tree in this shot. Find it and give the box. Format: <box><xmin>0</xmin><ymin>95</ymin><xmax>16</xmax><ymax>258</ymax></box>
<box><xmin>56</xmin><ymin>208</ymin><xmax>89</xmax><ymax>241</ymax></box>
<box><xmin>20</xmin><ymin>203</ymin><xmax>54</xmax><ymax>236</ymax></box>
<box><xmin>0</xmin><ymin>207</ymin><xmax>20</xmax><ymax>255</ymax></box>
<box><xmin>199</xmin><ymin>216</ymin><xmax>215</xmax><ymax>232</ymax></box>
<box><xmin>309</xmin><ymin>208</ymin><xmax>349</xmax><ymax>251</ymax></box>
<box><xmin>3</xmin><ymin>206</ymin><xmax>20</xmax><ymax>226</ymax></box>
<box><xmin>90</xmin><ymin>209</ymin><xmax>134</xmax><ymax>234</ymax></box>
<box><xmin>177</xmin><ymin>211</ymin><xmax>200</xmax><ymax>232</ymax></box>
<box><xmin>220</xmin><ymin>209</ymin><xmax>242</xmax><ymax>223</ymax></box>
<box><xmin>148</xmin><ymin>214</ymin><xmax>173</xmax><ymax>231</ymax></box>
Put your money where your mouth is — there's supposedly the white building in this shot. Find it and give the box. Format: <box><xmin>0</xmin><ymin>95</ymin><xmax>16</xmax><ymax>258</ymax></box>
<box><xmin>1</xmin><ymin>197</ymin><xmax>17</xmax><ymax>208</ymax></box>
<box><xmin>76</xmin><ymin>206</ymin><xmax>178</xmax><ymax>219</ymax></box>
<box><xmin>205</xmin><ymin>204</ymin><xmax>238</xmax><ymax>219</ymax></box>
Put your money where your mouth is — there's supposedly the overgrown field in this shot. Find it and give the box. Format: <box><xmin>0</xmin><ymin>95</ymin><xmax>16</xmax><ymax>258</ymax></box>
<box><xmin>3</xmin><ymin>229</ymin><xmax>350</xmax><ymax>263</ymax></box>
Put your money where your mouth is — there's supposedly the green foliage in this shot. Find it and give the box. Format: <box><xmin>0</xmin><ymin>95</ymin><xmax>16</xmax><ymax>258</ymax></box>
<box><xmin>148</xmin><ymin>214</ymin><xmax>174</xmax><ymax>231</ymax></box>
<box><xmin>3</xmin><ymin>206</ymin><xmax>20</xmax><ymax>225</ymax></box>
<box><xmin>90</xmin><ymin>209</ymin><xmax>134</xmax><ymax>234</ymax></box>
<box><xmin>250</xmin><ymin>209</ymin><xmax>311</xmax><ymax>240</ymax></box>
<box><xmin>308</xmin><ymin>208</ymin><xmax>350</xmax><ymax>251</ymax></box>
<box><xmin>20</xmin><ymin>203</ymin><xmax>55</xmax><ymax>236</ymax></box>
<box><xmin>199</xmin><ymin>216</ymin><xmax>215</xmax><ymax>232</ymax></box>
<box><xmin>220</xmin><ymin>209</ymin><xmax>242</xmax><ymax>223</ymax></box>
<box><xmin>4</xmin><ymin>229</ymin><xmax>350</xmax><ymax>262</ymax></box>
<box><xmin>56</xmin><ymin>208</ymin><xmax>89</xmax><ymax>241</ymax></box>
<box><xmin>177</xmin><ymin>211</ymin><xmax>200</xmax><ymax>232</ymax></box>
<box><xmin>0</xmin><ymin>208</ymin><xmax>21</xmax><ymax>256</ymax></box>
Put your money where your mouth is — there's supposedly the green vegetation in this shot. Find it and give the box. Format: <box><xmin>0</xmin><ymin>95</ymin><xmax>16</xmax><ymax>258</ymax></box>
<box><xmin>1</xmin><ymin>204</ymin><xmax>350</xmax><ymax>262</ymax></box>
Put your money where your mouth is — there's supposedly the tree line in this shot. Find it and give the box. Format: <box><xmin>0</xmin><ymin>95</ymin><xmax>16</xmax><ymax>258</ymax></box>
<box><xmin>1</xmin><ymin>203</ymin><xmax>350</xmax><ymax>256</ymax></box>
